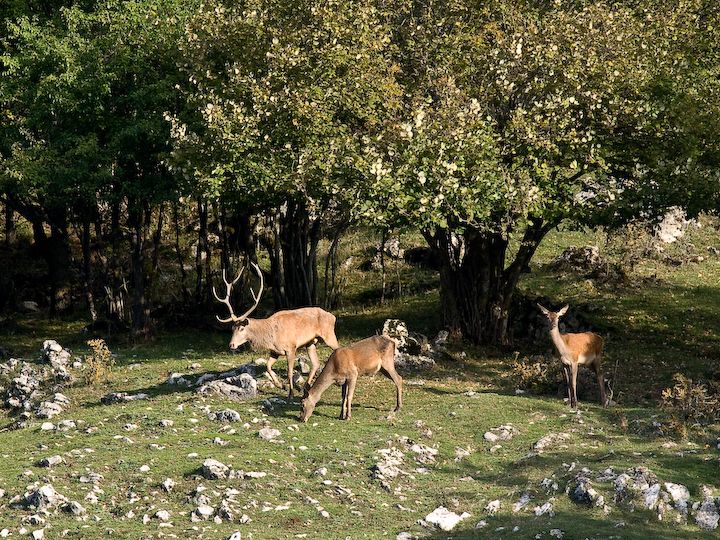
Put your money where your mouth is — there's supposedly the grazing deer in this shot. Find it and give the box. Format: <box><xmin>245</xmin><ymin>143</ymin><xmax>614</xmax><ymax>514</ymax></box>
<box><xmin>299</xmin><ymin>335</ymin><xmax>402</xmax><ymax>422</ymax></box>
<box><xmin>537</xmin><ymin>303</ymin><xmax>608</xmax><ymax>409</ymax></box>
<box><xmin>214</xmin><ymin>263</ymin><xmax>340</xmax><ymax>399</ymax></box>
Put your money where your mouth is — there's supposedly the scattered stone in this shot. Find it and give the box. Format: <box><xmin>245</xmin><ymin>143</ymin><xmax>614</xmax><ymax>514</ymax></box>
<box><xmin>258</xmin><ymin>427</ymin><xmax>281</xmax><ymax>441</ymax></box>
<box><xmin>166</xmin><ymin>373</ymin><xmax>191</xmax><ymax>386</ymax></box>
<box><xmin>424</xmin><ymin>506</ymin><xmax>470</xmax><ymax>532</ymax></box>
<box><xmin>512</xmin><ymin>493</ymin><xmax>532</xmax><ymax>513</ymax></box>
<box><xmin>38</xmin><ymin>455</ymin><xmax>63</xmax><ymax>467</ymax></box>
<box><xmin>40</xmin><ymin>422</ymin><xmax>55</xmax><ymax>431</ymax></box>
<box><xmin>208</xmin><ymin>409</ymin><xmax>241</xmax><ymax>423</ymax></box>
<box><xmin>191</xmin><ymin>505</ymin><xmax>215</xmax><ymax>521</ymax></box>
<box><xmin>534</xmin><ymin>501</ymin><xmax>555</xmax><ymax>516</ymax></box>
<box><xmin>62</xmin><ymin>500</ymin><xmax>86</xmax><ymax>515</ymax></box>
<box><xmin>656</xmin><ymin>207</ymin><xmax>692</xmax><ymax>243</ymax></box>
<box><xmin>485</xmin><ymin>500</ymin><xmax>501</xmax><ymax>515</ymax></box>
<box><xmin>533</xmin><ymin>433</ymin><xmax>571</xmax><ymax>453</ymax></box>
<box><xmin>202</xmin><ymin>459</ymin><xmax>231</xmax><ymax>480</ymax></box>
<box><xmin>614</xmin><ymin>467</ymin><xmax>661</xmax><ymax>510</ymax></box>
<box><xmin>159</xmin><ymin>419</ymin><xmax>174</xmax><ymax>427</ymax></box>
<box><xmin>23</xmin><ymin>484</ymin><xmax>68</xmax><ymax>510</ymax></box>
<box><xmin>155</xmin><ymin>510</ymin><xmax>171</xmax><ymax>522</ymax></box>
<box><xmin>371</xmin><ymin>447</ymin><xmax>406</xmax><ymax>487</ymax></box>
<box><xmin>408</xmin><ymin>443</ymin><xmax>438</xmax><ymax>465</ymax></box>
<box><xmin>162</xmin><ymin>478</ymin><xmax>175</xmax><ymax>493</ymax></box>
<box><xmin>41</xmin><ymin>340</ymin><xmax>71</xmax><ymax>369</ymax></box>
<box><xmin>656</xmin><ymin>482</ymin><xmax>684</xmax><ymax>514</ymax></box>
<box><xmin>695</xmin><ymin>497</ymin><xmax>720</xmax><ymax>530</ymax></box>
<box><xmin>484</xmin><ymin>424</ymin><xmax>518</xmax><ymax>443</ymax></box>
<box><xmin>569</xmin><ymin>474</ymin><xmax>604</xmax><ymax>507</ymax></box>
<box><xmin>100</xmin><ymin>392</ymin><xmax>149</xmax><ymax>404</ymax></box>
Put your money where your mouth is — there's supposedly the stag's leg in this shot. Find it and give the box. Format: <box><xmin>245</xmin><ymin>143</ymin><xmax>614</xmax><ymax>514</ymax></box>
<box><xmin>344</xmin><ymin>373</ymin><xmax>357</xmax><ymax>420</ymax></box>
<box><xmin>265</xmin><ymin>353</ymin><xmax>284</xmax><ymax>389</ymax></box>
<box><xmin>570</xmin><ymin>363</ymin><xmax>579</xmax><ymax>409</ymax></box>
<box><xmin>381</xmin><ymin>366</ymin><xmax>403</xmax><ymax>412</ymax></box>
<box><xmin>305</xmin><ymin>344</ymin><xmax>321</xmax><ymax>394</ymax></box>
<box><xmin>286</xmin><ymin>349</ymin><xmax>297</xmax><ymax>400</ymax></box>
<box><xmin>593</xmin><ymin>359</ymin><xmax>608</xmax><ymax>407</ymax></box>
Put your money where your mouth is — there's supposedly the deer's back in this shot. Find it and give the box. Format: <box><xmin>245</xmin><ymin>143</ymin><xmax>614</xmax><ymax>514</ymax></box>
<box><xmin>265</xmin><ymin>307</ymin><xmax>334</xmax><ymax>348</ymax></box>
<box><xmin>332</xmin><ymin>335</ymin><xmax>394</xmax><ymax>375</ymax></box>
<box><xmin>561</xmin><ymin>332</ymin><xmax>603</xmax><ymax>363</ymax></box>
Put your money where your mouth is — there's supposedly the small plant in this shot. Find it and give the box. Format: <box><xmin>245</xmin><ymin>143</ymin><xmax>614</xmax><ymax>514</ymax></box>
<box><xmin>660</xmin><ymin>373</ymin><xmax>720</xmax><ymax>437</ymax></box>
<box><xmin>510</xmin><ymin>354</ymin><xmax>563</xmax><ymax>395</ymax></box>
<box><xmin>84</xmin><ymin>339</ymin><xmax>114</xmax><ymax>385</ymax></box>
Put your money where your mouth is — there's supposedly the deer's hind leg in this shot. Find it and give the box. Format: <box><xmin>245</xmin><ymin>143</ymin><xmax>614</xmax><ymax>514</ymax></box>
<box><xmin>380</xmin><ymin>364</ymin><xmax>403</xmax><ymax>412</ymax></box>
<box><xmin>593</xmin><ymin>357</ymin><xmax>608</xmax><ymax>407</ymax></box>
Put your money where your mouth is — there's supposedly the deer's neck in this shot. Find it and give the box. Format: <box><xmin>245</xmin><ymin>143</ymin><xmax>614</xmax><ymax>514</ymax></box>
<box><xmin>306</xmin><ymin>361</ymin><xmax>336</xmax><ymax>406</ymax></box>
<box><xmin>549</xmin><ymin>325</ymin><xmax>570</xmax><ymax>359</ymax></box>
<box><xmin>246</xmin><ymin>319</ymin><xmax>276</xmax><ymax>352</ymax></box>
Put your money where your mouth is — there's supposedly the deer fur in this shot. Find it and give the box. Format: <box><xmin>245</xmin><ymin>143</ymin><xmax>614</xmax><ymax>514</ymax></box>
<box><xmin>229</xmin><ymin>307</ymin><xmax>339</xmax><ymax>399</ymax></box>
<box><xmin>214</xmin><ymin>263</ymin><xmax>339</xmax><ymax>399</ymax></box>
<box><xmin>299</xmin><ymin>335</ymin><xmax>402</xmax><ymax>422</ymax></box>
<box><xmin>537</xmin><ymin>303</ymin><xmax>607</xmax><ymax>408</ymax></box>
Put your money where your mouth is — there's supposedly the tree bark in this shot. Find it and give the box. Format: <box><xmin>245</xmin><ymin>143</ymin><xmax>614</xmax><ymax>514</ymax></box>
<box><xmin>277</xmin><ymin>199</ymin><xmax>322</xmax><ymax>307</ymax></box>
<box><xmin>4</xmin><ymin>204</ymin><xmax>15</xmax><ymax>247</ymax></box>
<box><xmin>82</xmin><ymin>220</ymin><xmax>98</xmax><ymax>322</ymax></box>
<box><xmin>128</xmin><ymin>201</ymin><xmax>150</xmax><ymax>336</ymax></box>
<box><xmin>426</xmin><ymin>217</ymin><xmax>555</xmax><ymax>345</ymax></box>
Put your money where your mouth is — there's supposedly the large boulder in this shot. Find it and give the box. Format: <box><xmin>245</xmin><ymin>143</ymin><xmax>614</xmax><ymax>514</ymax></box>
<box><xmin>197</xmin><ymin>373</ymin><xmax>257</xmax><ymax>401</ymax></box>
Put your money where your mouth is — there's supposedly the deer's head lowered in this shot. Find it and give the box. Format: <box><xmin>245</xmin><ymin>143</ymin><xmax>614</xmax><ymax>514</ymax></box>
<box><xmin>213</xmin><ymin>262</ymin><xmax>264</xmax><ymax>350</ymax></box>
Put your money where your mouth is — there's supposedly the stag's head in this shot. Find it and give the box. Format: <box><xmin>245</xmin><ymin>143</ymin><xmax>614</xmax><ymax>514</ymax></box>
<box><xmin>537</xmin><ymin>303</ymin><xmax>569</xmax><ymax>329</ymax></box>
<box><xmin>213</xmin><ymin>262</ymin><xmax>264</xmax><ymax>350</ymax></box>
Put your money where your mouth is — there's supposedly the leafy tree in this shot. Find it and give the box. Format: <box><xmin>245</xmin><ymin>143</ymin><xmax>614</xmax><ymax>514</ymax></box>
<box><xmin>0</xmin><ymin>0</ymin><xmax>197</xmax><ymax>327</ymax></box>
<box><xmin>169</xmin><ymin>0</ymin><xmax>402</xmax><ymax>307</ymax></box>
<box><xmin>356</xmin><ymin>0</ymin><xmax>720</xmax><ymax>344</ymax></box>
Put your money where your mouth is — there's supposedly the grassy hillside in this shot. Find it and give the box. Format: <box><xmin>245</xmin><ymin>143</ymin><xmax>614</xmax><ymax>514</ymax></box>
<box><xmin>0</xmin><ymin>222</ymin><xmax>718</xmax><ymax>539</ymax></box>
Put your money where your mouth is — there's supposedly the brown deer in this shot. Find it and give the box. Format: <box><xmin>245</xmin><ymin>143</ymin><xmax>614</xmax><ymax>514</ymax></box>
<box><xmin>214</xmin><ymin>263</ymin><xmax>340</xmax><ymax>399</ymax></box>
<box><xmin>537</xmin><ymin>303</ymin><xmax>607</xmax><ymax>409</ymax></box>
<box><xmin>299</xmin><ymin>335</ymin><xmax>402</xmax><ymax>422</ymax></box>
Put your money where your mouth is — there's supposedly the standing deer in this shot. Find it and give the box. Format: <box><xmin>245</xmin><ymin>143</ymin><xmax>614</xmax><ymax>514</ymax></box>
<box><xmin>299</xmin><ymin>335</ymin><xmax>402</xmax><ymax>422</ymax></box>
<box><xmin>537</xmin><ymin>303</ymin><xmax>608</xmax><ymax>408</ymax></box>
<box><xmin>214</xmin><ymin>263</ymin><xmax>340</xmax><ymax>399</ymax></box>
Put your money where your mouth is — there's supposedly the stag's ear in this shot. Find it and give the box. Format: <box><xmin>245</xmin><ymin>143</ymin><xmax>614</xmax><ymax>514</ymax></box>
<box><xmin>536</xmin><ymin>303</ymin><xmax>550</xmax><ymax>315</ymax></box>
<box><xmin>557</xmin><ymin>305</ymin><xmax>569</xmax><ymax>316</ymax></box>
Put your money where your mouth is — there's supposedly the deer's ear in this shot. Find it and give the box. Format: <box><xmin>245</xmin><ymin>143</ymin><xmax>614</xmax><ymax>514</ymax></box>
<box><xmin>536</xmin><ymin>303</ymin><xmax>549</xmax><ymax>315</ymax></box>
<box><xmin>557</xmin><ymin>305</ymin><xmax>569</xmax><ymax>316</ymax></box>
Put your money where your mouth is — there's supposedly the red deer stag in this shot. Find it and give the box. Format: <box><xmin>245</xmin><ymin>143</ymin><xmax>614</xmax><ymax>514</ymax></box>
<box><xmin>537</xmin><ymin>303</ymin><xmax>607</xmax><ymax>408</ymax></box>
<box><xmin>299</xmin><ymin>335</ymin><xmax>402</xmax><ymax>422</ymax></box>
<box><xmin>214</xmin><ymin>263</ymin><xmax>339</xmax><ymax>399</ymax></box>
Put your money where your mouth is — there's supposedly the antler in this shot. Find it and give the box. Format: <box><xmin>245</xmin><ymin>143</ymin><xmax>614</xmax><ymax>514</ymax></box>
<box><xmin>212</xmin><ymin>262</ymin><xmax>264</xmax><ymax>323</ymax></box>
<box><xmin>237</xmin><ymin>262</ymin><xmax>264</xmax><ymax>320</ymax></box>
<box><xmin>213</xmin><ymin>268</ymin><xmax>245</xmax><ymax>323</ymax></box>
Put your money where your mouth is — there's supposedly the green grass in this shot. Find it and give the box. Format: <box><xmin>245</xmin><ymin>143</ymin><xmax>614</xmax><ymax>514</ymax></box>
<box><xmin>0</xmin><ymin>223</ymin><xmax>719</xmax><ymax>539</ymax></box>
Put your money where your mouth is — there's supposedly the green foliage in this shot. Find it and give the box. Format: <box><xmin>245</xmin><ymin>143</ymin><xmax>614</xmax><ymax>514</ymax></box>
<box><xmin>84</xmin><ymin>338</ymin><xmax>114</xmax><ymax>385</ymax></box>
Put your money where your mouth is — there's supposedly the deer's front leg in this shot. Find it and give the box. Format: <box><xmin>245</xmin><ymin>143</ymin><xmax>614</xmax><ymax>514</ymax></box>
<box><xmin>570</xmin><ymin>363</ymin><xmax>579</xmax><ymax>409</ymax></box>
<box><xmin>286</xmin><ymin>349</ymin><xmax>297</xmax><ymax>400</ymax></box>
<box><xmin>266</xmin><ymin>353</ymin><xmax>284</xmax><ymax>389</ymax></box>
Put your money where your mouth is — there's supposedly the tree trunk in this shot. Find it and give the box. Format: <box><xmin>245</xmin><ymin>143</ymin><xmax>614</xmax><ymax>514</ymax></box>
<box><xmin>195</xmin><ymin>200</ymin><xmax>209</xmax><ymax>305</ymax></box>
<box><xmin>277</xmin><ymin>200</ymin><xmax>322</xmax><ymax>307</ymax></box>
<box><xmin>4</xmin><ymin>204</ymin><xmax>15</xmax><ymax>247</ymax></box>
<box><xmin>82</xmin><ymin>220</ymin><xmax>98</xmax><ymax>322</ymax></box>
<box><xmin>172</xmin><ymin>202</ymin><xmax>190</xmax><ymax>304</ymax></box>
<box><xmin>426</xmin><ymin>217</ymin><xmax>554</xmax><ymax>345</ymax></box>
<box><xmin>128</xmin><ymin>202</ymin><xmax>150</xmax><ymax>336</ymax></box>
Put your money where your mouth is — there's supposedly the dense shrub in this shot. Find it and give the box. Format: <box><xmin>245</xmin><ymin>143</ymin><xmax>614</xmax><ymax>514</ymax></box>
<box><xmin>84</xmin><ymin>339</ymin><xmax>115</xmax><ymax>386</ymax></box>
